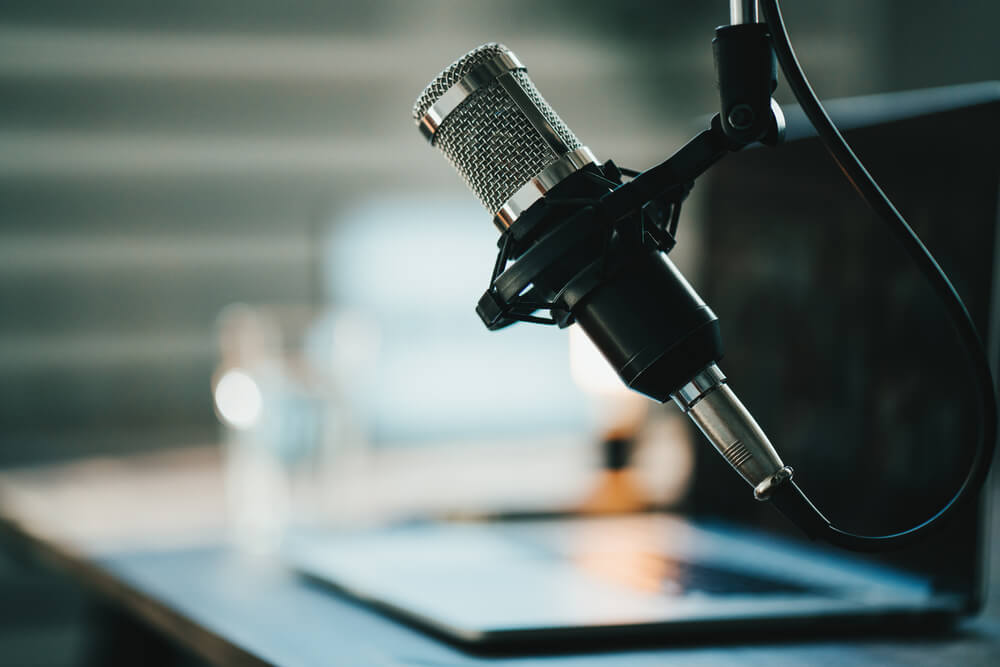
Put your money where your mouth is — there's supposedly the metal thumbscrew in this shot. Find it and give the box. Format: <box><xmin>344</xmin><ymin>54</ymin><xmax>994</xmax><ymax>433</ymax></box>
<box><xmin>727</xmin><ymin>104</ymin><xmax>755</xmax><ymax>130</ymax></box>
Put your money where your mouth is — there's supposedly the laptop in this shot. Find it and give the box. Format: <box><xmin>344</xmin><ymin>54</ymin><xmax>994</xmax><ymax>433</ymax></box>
<box><xmin>286</xmin><ymin>82</ymin><xmax>1000</xmax><ymax>649</ymax></box>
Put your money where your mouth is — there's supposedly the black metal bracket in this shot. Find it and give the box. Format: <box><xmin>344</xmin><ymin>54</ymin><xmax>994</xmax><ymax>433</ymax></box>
<box><xmin>714</xmin><ymin>21</ymin><xmax>785</xmax><ymax>147</ymax></box>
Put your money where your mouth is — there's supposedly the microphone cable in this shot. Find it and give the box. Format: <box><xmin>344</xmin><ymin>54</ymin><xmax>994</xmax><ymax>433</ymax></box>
<box><xmin>759</xmin><ymin>0</ymin><xmax>998</xmax><ymax>551</ymax></box>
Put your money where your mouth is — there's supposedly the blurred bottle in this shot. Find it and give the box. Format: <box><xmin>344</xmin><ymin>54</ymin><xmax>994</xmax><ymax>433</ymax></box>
<box><xmin>213</xmin><ymin>304</ymin><xmax>373</xmax><ymax>553</ymax></box>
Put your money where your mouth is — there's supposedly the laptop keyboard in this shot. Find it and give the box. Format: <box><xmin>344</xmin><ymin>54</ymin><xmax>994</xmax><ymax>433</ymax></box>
<box><xmin>498</xmin><ymin>518</ymin><xmax>826</xmax><ymax>597</ymax></box>
<box><xmin>660</xmin><ymin>558</ymin><xmax>819</xmax><ymax>596</ymax></box>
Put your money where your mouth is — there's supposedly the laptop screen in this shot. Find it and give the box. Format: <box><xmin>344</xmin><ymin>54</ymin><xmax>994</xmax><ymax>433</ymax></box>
<box><xmin>694</xmin><ymin>84</ymin><xmax>1000</xmax><ymax>602</ymax></box>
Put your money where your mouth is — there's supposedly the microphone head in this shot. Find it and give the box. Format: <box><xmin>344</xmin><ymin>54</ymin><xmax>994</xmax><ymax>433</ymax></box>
<box><xmin>414</xmin><ymin>43</ymin><xmax>598</xmax><ymax>229</ymax></box>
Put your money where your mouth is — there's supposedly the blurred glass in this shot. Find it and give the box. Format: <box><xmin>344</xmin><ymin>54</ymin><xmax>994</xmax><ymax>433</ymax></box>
<box><xmin>214</xmin><ymin>304</ymin><xmax>366</xmax><ymax>551</ymax></box>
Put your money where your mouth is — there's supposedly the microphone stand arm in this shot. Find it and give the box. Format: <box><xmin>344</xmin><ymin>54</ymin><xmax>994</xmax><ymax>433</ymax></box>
<box><xmin>617</xmin><ymin>11</ymin><xmax>785</xmax><ymax>224</ymax></box>
<box><xmin>634</xmin><ymin>3</ymin><xmax>994</xmax><ymax>551</ymax></box>
<box><xmin>610</xmin><ymin>11</ymin><xmax>800</xmax><ymax>510</ymax></box>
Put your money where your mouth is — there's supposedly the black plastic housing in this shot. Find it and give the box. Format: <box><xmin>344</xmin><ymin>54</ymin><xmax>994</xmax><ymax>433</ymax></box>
<box><xmin>573</xmin><ymin>250</ymin><xmax>722</xmax><ymax>401</ymax></box>
<box><xmin>713</xmin><ymin>23</ymin><xmax>778</xmax><ymax>145</ymax></box>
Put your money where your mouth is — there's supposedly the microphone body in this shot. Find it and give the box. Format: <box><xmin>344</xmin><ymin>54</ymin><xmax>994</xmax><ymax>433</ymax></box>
<box><xmin>570</xmin><ymin>241</ymin><xmax>723</xmax><ymax>402</ymax></box>
<box><xmin>414</xmin><ymin>44</ymin><xmax>789</xmax><ymax>498</ymax></box>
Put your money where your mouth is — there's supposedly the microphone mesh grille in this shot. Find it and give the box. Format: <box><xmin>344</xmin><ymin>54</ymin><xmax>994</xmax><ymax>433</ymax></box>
<box><xmin>414</xmin><ymin>45</ymin><xmax>583</xmax><ymax>214</ymax></box>
<box><xmin>412</xmin><ymin>43</ymin><xmax>511</xmax><ymax>122</ymax></box>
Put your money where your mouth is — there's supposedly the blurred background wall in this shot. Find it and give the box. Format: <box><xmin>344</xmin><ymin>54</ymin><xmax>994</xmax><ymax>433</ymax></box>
<box><xmin>1</xmin><ymin>0</ymin><xmax>996</xmax><ymax>467</ymax></box>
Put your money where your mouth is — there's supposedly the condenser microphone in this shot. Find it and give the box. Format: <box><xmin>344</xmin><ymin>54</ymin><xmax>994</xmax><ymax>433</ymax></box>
<box><xmin>411</xmin><ymin>0</ymin><xmax>998</xmax><ymax>556</ymax></box>
<box><xmin>414</xmin><ymin>44</ymin><xmax>795</xmax><ymax>508</ymax></box>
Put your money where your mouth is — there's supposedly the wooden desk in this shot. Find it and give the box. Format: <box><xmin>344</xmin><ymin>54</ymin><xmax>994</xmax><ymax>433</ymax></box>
<box><xmin>2</xmin><ymin>446</ymin><xmax>1000</xmax><ymax>666</ymax></box>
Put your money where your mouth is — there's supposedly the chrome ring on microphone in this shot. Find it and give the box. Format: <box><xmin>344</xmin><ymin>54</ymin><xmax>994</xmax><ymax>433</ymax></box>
<box><xmin>417</xmin><ymin>50</ymin><xmax>525</xmax><ymax>143</ymax></box>
<box><xmin>493</xmin><ymin>146</ymin><xmax>599</xmax><ymax>230</ymax></box>
<box><xmin>417</xmin><ymin>49</ymin><xmax>600</xmax><ymax>230</ymax></box>
<box><xmin>672</xmin><ymin>364</ymin><xmax>728</xmax><ymax>412</ymax></box>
